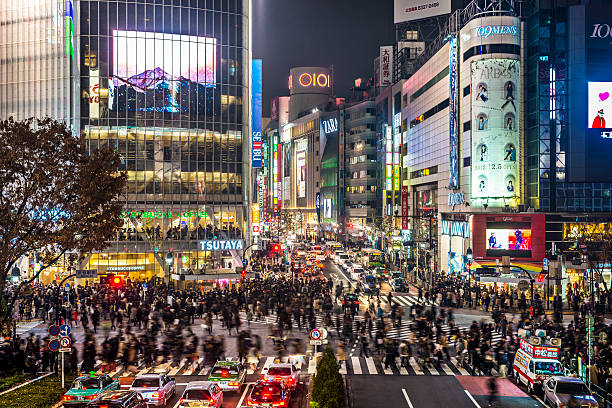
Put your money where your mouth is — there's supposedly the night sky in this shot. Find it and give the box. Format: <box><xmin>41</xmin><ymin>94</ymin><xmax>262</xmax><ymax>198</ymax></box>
<box><xmin>252</xmin><ymin>0</ymin><xmax>395</xmax><ymax>116</ymax></box>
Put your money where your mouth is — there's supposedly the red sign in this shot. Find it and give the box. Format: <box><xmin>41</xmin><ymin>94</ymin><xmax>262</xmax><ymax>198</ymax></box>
<box><xmin>401</xmin><ymin>186</ymin><xmax>409</xmax><ymax>230</ymax></box>
<box><xmin>520</xmin><ymin>338</ymin><xmax>559</xmax><ymax>359</ymax></box>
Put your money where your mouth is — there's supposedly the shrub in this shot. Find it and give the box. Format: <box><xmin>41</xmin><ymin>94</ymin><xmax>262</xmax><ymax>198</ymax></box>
<box><xmin>311</xmin><ymin>348</ymin><xmax>346</xmax><ymax>408</ymax></box>
<box><xmin>0</xmin><ymin>374</ymin><xmax>74</xmax><ymax>408</ymax></box>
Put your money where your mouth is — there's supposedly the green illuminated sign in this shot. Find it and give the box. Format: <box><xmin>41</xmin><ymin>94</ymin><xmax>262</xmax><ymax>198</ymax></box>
<box><xmin>122</xmin><ymin>211</ymin><xmax>207</xmax><ymax>219</ymax></box>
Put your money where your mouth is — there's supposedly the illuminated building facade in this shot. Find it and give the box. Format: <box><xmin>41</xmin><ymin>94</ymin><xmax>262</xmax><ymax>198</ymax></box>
<box><xmin>0</xmin><ymin>0</ymin><xmax>251</xmax><ymax>281</ymax></box>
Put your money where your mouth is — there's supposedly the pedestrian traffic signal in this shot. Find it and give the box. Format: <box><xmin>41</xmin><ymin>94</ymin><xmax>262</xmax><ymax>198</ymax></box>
<box><xmin>241</xmin><ymin>270</ymin><xmax>246</xmax><ymax>279</ymax></box>
<box><xmin>111</xmin><ymin>275</ymin><xmax>123</xmax><ymax>288</ymax></box>
<box><xmin>537</xmin><ymin>273</ymin><xmax>545</xmax><ymax>283</ymax></box>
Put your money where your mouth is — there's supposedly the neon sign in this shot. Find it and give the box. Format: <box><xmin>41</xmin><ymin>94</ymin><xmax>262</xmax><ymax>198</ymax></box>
<box><xmin>475</xmin><ymin>25</ymin><xmax>518</xmax><ymax>38</ymax></box>
<box><xmin>297</xmin><ymin>72</ymin><xmax>330</xmax><ymax>88</ymax></box>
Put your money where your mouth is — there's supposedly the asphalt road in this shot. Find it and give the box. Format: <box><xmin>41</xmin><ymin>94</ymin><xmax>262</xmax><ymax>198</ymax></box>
<box><xmin>348</xmin><ymin>375</ymin><xmax>546</xmax><ymax>408</ymax></box>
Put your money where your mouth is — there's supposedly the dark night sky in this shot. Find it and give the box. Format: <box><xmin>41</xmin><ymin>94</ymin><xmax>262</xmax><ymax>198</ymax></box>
<box><xmin>252</xmin><ymin>0</ymin><xmax>395</xmax><ymax>116</ymax></box>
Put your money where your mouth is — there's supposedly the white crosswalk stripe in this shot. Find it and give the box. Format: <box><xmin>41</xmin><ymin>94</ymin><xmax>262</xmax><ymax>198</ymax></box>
<box><xmin>94</xmin><ymin>352</ymin><xmax>491</xmax><ymax>378</ymax></box>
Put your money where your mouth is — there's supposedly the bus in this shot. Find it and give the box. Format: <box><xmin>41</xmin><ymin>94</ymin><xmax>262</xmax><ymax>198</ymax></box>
<box><xmin>360</xmin><ymin>248</ymin><xmax>384</xmax><ymax>268</ymax></box>
<box><xmin>325</xmin><ymin>241</ymin><xmax>344</xmax><ymax>257</ymax></box>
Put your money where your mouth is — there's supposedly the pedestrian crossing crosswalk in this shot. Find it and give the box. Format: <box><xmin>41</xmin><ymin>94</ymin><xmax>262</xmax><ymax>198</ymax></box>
<box><xmin>15</xmin><ymin>319</ymin><xmax>42</xmax><ymax>336</ymax></box>
<box><xmin>100</xmin><ymin>353</ymin><xmax>486</xmax><ymax>378</ymax></box>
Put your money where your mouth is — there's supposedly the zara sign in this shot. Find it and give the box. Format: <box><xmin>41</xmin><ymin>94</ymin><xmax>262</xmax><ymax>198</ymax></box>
<box><xmin>198</xmin><ymin>240</ymin><xmax>245</xmax><ymax>251</ymax></box>
<box><xmin>321</xmin><ymin>117</ymin><xmax>338</xmax><ymax>135</ymax></box>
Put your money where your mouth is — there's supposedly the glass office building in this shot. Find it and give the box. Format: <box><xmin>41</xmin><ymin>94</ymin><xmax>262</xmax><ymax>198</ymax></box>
<box><xmin>0</xmin><ymin>0</ymin><xmax>251</xmax><ymax>280</ymax></box>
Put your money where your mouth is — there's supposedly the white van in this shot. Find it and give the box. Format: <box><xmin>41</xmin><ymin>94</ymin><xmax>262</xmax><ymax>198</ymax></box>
<box><xmin>513</xmin><ymin>338</ymin><xmax>564</xmax><ymax>394</ymax></box>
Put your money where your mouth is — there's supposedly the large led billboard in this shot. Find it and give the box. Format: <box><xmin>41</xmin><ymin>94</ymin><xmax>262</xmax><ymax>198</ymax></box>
<box><xmin>110</xmin><ymin>30</ymin><xmax>216</xmax><ymax>113</ymax></box>
<box><xmin>471</xmin><ymin>59</ymin><xmax>520</xmax><ymax>205</ymax></box>
<box><xmin>296</xmin><ymin>151</ymin><xmax>306</xmax><ymax>198</ymax></box>
<box><xmin>486</xmin><ymin>228</ymin><xmax>532</xmax><ymax>251</ymax></box>
<box><xmin>588</xmin><ymin>82</ymin><xmax>612</xmax><ymax>129</ymax></box>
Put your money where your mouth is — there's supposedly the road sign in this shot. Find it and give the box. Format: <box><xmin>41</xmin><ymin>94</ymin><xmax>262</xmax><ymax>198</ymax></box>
<box><xmin>64</xmin><ymin>283</ymin><xmax>70</xmax><ymax>291</ymax></box>
<box><xmin>320</xmin><ymin>328</ymin><xmax>328</xmax><ymax>340</ymax></box>
<box><xmin>48</xmin><ymin>325</ymin><xmax>60</xmax><ymax>337</ymax></box>
<box><xmin>543</xmin><ymin>258</ymin><xmax>549</xmax><ymax>267</ymax></box>
<box><xmin>309</xmin><ymin>329</ymin><xmax>321</xmax><ymax>341</ymax></box>
<box><xmin>59</xmin><ymin>324</ymin><xmax>71</xmax><ymax>337</ymax></box>
<box><xmin>59</xmin><ymin>336</ymin><xmax>71</xmax><ymax>348</ymax></box>
<box><xmin>310</xmin><ymin>339</ymin><xmax>322</xmax><ymax>346</ymax></box>
<box><xmin>59</xmin><ymin>348</ymin><xmax>71</xmax><ymax>353</ymax></box>
<box><xmin>242</xmin><ymin>258</ymin><xmax>249</xmax><ymax>267</ymax></box>
<box><xmin>48</xmin><ymin>339</ymin><xmax>60</xmax><ymax>352</ymax></box>
<box><xmin>76</xmin><ymin>269</ymin><xmax>97</xmax><ymax>279</ymax></box>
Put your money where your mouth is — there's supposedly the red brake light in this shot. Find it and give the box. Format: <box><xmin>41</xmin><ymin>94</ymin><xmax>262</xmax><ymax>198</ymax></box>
<box><xmin>151</xmin><ymin>392</ymin><xmax>160</xmax><ymax>399</ymax></box>
<box><xmin>179</xmin><ymin>398</ymin><xmax>183</xmax><ymax>404</ymax></box>
<box><xmin>84</xmin><ymin>394</ymin><xmax>97</xmax><ymax>400</ymax></box>
<box><xmin>221</xmin><ymin>370</ymin><xmax>229</xmax><ymax>377</ymax></box>
<box><xmin>62</xmin><ymin>395</ymin><xmax>74</xmax><ymax>401</ymax></box>
<box><xmin>100</xmin><ymin>406</ymin><xmax>109</xmax><ymax>408</ymax></box>
<box><xmin>279</xmin><ymin>402</ymin><xmax>286</xmax><ymax>407</ymax></box>
<box><xmin>274</xmin><ymin>377</ymin><xmax>282</xmax><ymax>381</ymax></box>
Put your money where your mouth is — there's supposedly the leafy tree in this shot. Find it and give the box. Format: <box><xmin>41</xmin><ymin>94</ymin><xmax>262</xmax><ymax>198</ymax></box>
<box><xmin>0</xmin><ymin>118</ymin><xmax>127</xmax><ymax>333</ymax></box>
<box><xmin>311</xmin><ymin>348</ymin><xmax>346</xmax><ymax>408</ymax></box>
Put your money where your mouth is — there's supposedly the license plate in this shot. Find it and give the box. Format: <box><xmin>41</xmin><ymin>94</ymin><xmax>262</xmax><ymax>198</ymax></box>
<box><xmin>219</xmin><ymin>381</ymin><xmax>228</xmax><ymax>386</ymax></box>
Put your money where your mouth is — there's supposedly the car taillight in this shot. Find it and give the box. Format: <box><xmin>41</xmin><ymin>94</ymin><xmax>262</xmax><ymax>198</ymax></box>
<box><xmin>228</xmin><ymin>382</ymin><xmax>239</xmax><ymax>386</ymax></box>
<box><xmin>287</xmin><ymin>378</ymin><xmax>294</xmax><ymax>384</ymax></box>
<box><xmin>84</xmin><ymin>394</ymin><xmax>97</xmax><ymax>400</ymax></box>
<box><xmin>274</xmin><ymin>377</ymin><xmax>282</xmax><ymax>382</ymax></box>
<box><xmin>247</xmin><ymin>399</ymin><xmax>255</xmax><ymax>406</ymax></box>
<box><xmin>209</xmin><ymin>397</ymin><xmax>216</xmax><ymax>404</ymax></box>
<box><xmin>278</xmin><ymin>401</ymin><xmax>286</xmax><ymax>407</ymax></box>
<box><xmin>179</xmin><ymin>398</ymin><xmax>183</xmax><ymax>405</ymax></box>
<box><xmin>62</xmin><ymin>395</ymin><xmax>74</xmax><ymax>401</ymax></box>
<box><xmin>100</xmin><ymin>405</ymin><xmax>109</xmax><ymax>408</ymax></box>
<box><xmin>151</xmin><ymin>392</ymin><xmax>161</xmax><ymax>399</ymax></box>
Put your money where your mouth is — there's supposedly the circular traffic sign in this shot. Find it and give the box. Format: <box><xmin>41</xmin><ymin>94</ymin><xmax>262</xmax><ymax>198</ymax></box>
<box><xmin>59</xmin><ymin>324</ymin><xmax>71</xmax><ymax>337</ymax></box>
<box><xmin>48</xmin><ymin>325</ymin><xmax>60</xmax><ymax>337</ymax></box>
<box><xmin>242</xmin><ymin>258</ymin><xmax>249</xmax><ymax>267</ymax></box>
<box><xmin>60</xmin><ymin>336</ymin><xmax>71</xmax><ymax>348</ymax></box>
<box><xmin>48</xmin><ymin>339</ymin><xmax>60</xmax><ymax>352</ymax></box>
<box><xmin>320</xmin><ymin>328</ymin><xmax>328</xmax><ymax>340</ymax></box>
<box><xmin>310</xmin><ymin>329</ymin><xmax>321</xmax><ymax>341</ymax></box>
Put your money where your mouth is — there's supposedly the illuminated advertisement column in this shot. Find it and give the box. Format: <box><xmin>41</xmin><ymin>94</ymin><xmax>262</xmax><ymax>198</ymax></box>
<box><xmin>393</xmin><ymin>112</ymin><xmax>402</xmax><ymax>192</ymax></box>
<box><xmin>252</xmin><ymin>59</ymin><xmax>263</xmax><ymax>168</ymax></box>
<box><xmin>471</xmin><ymin>59</ymin><xmax>520</xmax><ymax>206</ymax></box>
<box><xmin>448</xmin><ymin>35</ymin><xmax>459</xmax><ymax>189</ymax></box>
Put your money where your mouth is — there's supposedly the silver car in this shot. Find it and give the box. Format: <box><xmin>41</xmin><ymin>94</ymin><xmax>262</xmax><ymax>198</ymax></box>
<box><xmin>543</xmin><ymin>376</ymin><xmax>599</xmax><ymax>408</ymax></box>
<box><xmin>130</xmin><ymin>373</ymin><xmax>176</xmax><ymax>406</ymax></box>
<box><xmin>179</xmin><ymin>381</ymin><xmax>224</xmax><ymax>408</ymax></box>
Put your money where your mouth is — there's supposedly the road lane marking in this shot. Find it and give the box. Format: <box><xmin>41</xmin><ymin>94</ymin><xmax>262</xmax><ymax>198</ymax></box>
<box><xmin>533</xmin><ymin>395</ymin><xmax>547</xmax><ymax>406</ymax></box>
<box><xmin>237</xmin><ymin>383</ymin><xmax>251</xmax><ymax>408</ymax></box>
<box><xmin>351</xmin><ymin>356</ymin><xmax>362</xmax><ymax>374</ymax></box>
<box><xmin>395</xmin><ymin>358</ymin><xmax>409</xmax><ymax>375</ymax></box>
<box><xmin>440</xmin><ymin>363</ymin><xmax>455</xmax><ymax>375</ymax></box>
<box><xmin>464</xmin><ymin>390</ymin><xmax>482</xmax><ymax>408</ymax></box>
<box><xmin>262</xmin><ymin>356</ymin><xmax>275</xmax><ymax>373</ymax></box>
<box><xmin>450</xmin><ymin>357</ymin><xmax>470</xmax><ymax>375</ymax></box>
<box><xmin>365</xmin><ymin>357</ymin><xmax>377</xmax><ymax>374</ymax></box>
<box><xmin>409</xmin><ymin>357</ymin><xmax>423</xmax><ymax>375</ymax></box>
<box><xmin>401</xmin><ymin>389</ymin><xmax>415</xmax><ymax>408</ymax></box>
<box><xmin>339</xmin><ymin>360</ymin><xmax>347</xmax><ymax>375</ymax></box>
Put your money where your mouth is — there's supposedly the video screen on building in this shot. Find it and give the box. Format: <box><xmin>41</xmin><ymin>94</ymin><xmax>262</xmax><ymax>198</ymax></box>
<box><xmin>486</xmin><ymin>222</ymin><xmax>532</xmax><ymax>257</ymax></box>
<box><xmin>110</xmin><ymin>30</ymin><xmax>216</xmax><ymax>114</ymax></box>
<box><xmin>588</xmin><ymin>82</ymin><xmax>612</xmax><ymax>129</ymax></box>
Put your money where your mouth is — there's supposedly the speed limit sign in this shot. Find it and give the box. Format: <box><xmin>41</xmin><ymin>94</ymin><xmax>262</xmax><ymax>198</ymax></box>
<box><xmin>309</xmin><ymin>329</ymin><xmax>321</xmax><ymax>341</ymax></box>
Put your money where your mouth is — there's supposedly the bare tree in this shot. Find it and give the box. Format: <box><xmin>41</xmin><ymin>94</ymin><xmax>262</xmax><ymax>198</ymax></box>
<box><xmin>0</xmin><ymin>118</ymin><xmax>127</xmax><ymax>333</ymax></box>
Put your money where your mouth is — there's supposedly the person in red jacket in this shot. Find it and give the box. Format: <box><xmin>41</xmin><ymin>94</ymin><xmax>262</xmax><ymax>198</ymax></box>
<box><xmin>592</xmin><ymin>109</ymin><xmax>606</xmax><ymax>128</ymax></box>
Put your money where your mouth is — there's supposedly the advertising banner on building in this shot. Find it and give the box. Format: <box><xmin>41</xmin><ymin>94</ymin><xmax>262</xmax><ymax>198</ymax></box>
<box><xmin>252</xmin><ymin>59</ymin><xmax>263</xmax><ymax>168</ymax></box>
<box><xmin>379</xmin><ymin>46</ymin><xmax>393</xmax><ymax>87</ymax></box>
<box><xmin>471</xmin><ymin>59</ymin><xmax>520</xmax><ymax>205</ymax></box>
<box><xmin>448</xmin><ymin>35</ymin><xmax>459</xmax><ymax>189</ymax></box>
<box><xmin>296</xmin><ymin>150</ymin><xmax>306</xmax><ymax>198</ymax></box>
<box><xmin>401</xmin><ymin>186</ymin><xmax>409</xmax><ymax>230</ymax></box>
<box><xmin>89</xmin><ymin>68</ymin><xmax>100</xmax><ymax>119</ymax></box>
<box><xmin>394</xmin><ymin>0</ymin><xmax>451</xmax><ymax>24</ymax></box>
<box><xmin>252</xmin><ymin>204</ymin><xmax>260</xmax><ymax>235</ymax></box>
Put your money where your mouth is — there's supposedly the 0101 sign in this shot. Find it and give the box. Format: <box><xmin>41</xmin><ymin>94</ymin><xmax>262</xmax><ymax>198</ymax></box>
<box><xmin>290</xmin><ymin>72</ymin><xmax>330</xmax><ymax>88</ymax></box>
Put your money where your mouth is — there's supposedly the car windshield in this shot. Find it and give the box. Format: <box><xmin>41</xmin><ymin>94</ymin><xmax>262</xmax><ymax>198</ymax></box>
<box><xmin>534</xmin><ymin>362</ymin><xmax>563</xmax><ymax>375</ymax></box>
<box><xmin>252</xmin><ymin>384</ymin><xmax>282</xmax><ymax>399</ymax></box>
<box><xmin>556</xmin><ymin>382</ymin><xmax>590</xmax><ymax>395</ymax></box>
<box><xmin>184</xmin><ymin>389</ymin><xmax>211</xmax><ymax>400</ymax></box>
<box><xmin>211</xmin><ymin>366</ymin><xmax>239</xmax><ymax>377</ymax></box>
<box><xmin>72</xmin><ymin>378</ymin><xmax>100</xmax><ymax>390</ymax></box>
<box><xmin>365</xmin><ymin>276</ymin><xmax>377</xmax><ymax>284</ymax></box>
<box><xmin>132</xmin><ymin>378</ymin><xmax>159</xmax><ymax>388</ymax></box>
<box><xmin>268</xmin><ymin>367</ymin><xmax>291</xmax><ymax>376</ymax></box>
<box><xmin>393</xmin><ymin>279</ymin><xmax>405</xmax><ymax>285</ymax></box>
<box><xmin>353</xmin><ymin>268</ymin><xmax>364</xmax><ymax>274</ymax></box>
<box><xmin>345</xmin><ymin>294</ymin><xmax>358</xmax><ymax>301</ymax></box>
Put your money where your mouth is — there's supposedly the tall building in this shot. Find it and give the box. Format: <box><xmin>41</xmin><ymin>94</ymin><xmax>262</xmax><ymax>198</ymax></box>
<box><xmin>0</xmin><ymin>0</ymin><xmax>251</xmax><ymax>282</ymax></box>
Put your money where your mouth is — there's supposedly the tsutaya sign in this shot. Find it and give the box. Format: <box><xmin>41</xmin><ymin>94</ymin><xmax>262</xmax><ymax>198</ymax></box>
<box><xmin>475</xmin><ymin>25</ymin><xmax>518</xmax><ymax>38</ymax></box>
<box><xmin>199</xmin><ymin>240</ymin><xmax>244</xmax><ymax>251</ymax></box>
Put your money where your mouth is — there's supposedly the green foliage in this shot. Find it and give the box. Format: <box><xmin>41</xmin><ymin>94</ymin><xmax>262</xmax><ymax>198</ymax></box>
<box><xmin>311</xmin><ymin>348</ymin><xmax>346</xmax><ymax>408</ymax></box>
<box><xmin>0</xmin><ymin>374</ymin><xmax>75</xmax><ymax>408</ymax></box>
<box><xmin>0</xmin><ymin>373</ymin><xmax>30</xmax><ymax>392</ymax></box>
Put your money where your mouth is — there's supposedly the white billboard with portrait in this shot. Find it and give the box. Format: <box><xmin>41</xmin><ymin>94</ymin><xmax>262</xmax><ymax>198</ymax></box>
<box><xmin>471</xmin><ymin>59</ymin><xmax>520</xmax><ymax>204</ymax></box>
<box><xmin>296</xmin><ymin>151</ymin><xmax>306</xmax><ymax>198</ymax></box>
<box><xmin>588</xmin><ymin>82</ymin><xmax>612</xmax><ymax>129</ymax></box>
<box><xmin>394</xmin><ymin>0</ymin><xmax>451</xmax><ymax>24</ymax></box>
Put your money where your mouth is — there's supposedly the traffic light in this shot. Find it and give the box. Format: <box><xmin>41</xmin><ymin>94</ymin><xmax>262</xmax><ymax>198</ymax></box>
<box><xmin>111</xmin><ymin>275</ymin><xmax>123</xmax><ymax>288</ymax></box>
<box><xmin>537</xmin><ymin>273</ymin><xmax>545</xmax><ymax>283</ymax></box>
<box><xmin>241</xmin><ymin>270</ymin><xmax>246</xmax><ymax>279</ymax></box>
